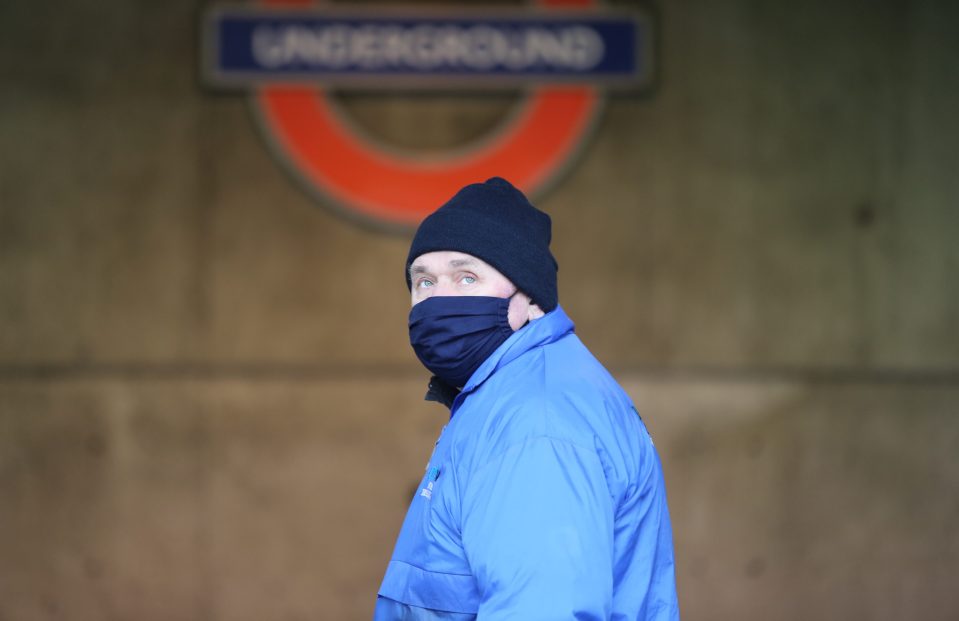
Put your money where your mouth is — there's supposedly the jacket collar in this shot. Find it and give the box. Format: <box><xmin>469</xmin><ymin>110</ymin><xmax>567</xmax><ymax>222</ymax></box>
<box><xmin>438</xmin><ymin>305</ymin><xmax>574</xmax><ymax>417</ymax></box>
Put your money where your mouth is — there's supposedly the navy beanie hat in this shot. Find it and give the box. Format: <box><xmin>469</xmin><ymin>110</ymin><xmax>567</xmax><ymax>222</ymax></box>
<box><xmin>405</xmin><ymin>177</ymin><xmax>559</xmax><ymax>312</ymax></box>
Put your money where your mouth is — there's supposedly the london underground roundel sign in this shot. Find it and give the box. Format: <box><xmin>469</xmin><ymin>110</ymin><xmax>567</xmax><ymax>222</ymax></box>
<box><xmin>204</xmin><ymin>0</ymin><xmax>653</xmax><ymax>230</ymax></box>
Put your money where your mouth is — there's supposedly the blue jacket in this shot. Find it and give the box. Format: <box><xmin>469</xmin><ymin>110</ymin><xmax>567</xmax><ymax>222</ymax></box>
<box><xmin>376</xmin><ymin>307</ymin><xmax>679</xmax><ymax>620</ymax></box>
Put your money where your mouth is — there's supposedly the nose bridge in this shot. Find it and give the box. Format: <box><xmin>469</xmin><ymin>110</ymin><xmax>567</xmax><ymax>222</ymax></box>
<box><xmin>433</xmin><ymin>278</ymin><xmax>456</xmax><ymax>297</ymax></box>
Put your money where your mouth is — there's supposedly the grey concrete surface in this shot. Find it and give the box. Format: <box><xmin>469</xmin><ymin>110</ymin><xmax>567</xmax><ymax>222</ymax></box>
<box><xmin>1</xmin><ymin>0</ymin><xmax>957</xmax><ymax>619</ymax></box>
<box><xmin>1</xmin><ymin>377</ymin><xmax>957</xmax><ymax>620</ymax></box>
<box><xmin>633</xmin><ymin>378</ymin><xmax>959</xmax><ymax>621</ymax></box>
<box><xmin>2</xmin><ymin>0</ymin><xmax>956</xmax><ymax>369</ymax></box>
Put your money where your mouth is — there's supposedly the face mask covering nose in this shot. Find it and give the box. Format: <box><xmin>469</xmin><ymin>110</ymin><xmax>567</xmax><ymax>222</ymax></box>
<box><xmin>408</xmin><ymin>295</ymin><xmax>515</xmax><ymax>388</ymax></box>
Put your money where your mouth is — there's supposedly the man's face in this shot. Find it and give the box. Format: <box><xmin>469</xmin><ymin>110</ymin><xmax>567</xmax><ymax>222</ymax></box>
<box><xmin>409</xmin><ymin>251</ymin><xmax>544</xmax><ymax>331</ymax></box>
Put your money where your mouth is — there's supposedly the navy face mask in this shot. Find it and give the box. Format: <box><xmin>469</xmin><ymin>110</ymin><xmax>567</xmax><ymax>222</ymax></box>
<box><xmin>408</xmin><ymin>295</ymin><xmax>515</xmax><ymax>388</ymax></box>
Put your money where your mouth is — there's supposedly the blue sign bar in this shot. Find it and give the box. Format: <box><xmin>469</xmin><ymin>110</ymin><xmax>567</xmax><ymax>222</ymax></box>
<box><xmin>203</xmin><ymin>6</ymin><xmax>652</xmax><ymax>89</ymax></box>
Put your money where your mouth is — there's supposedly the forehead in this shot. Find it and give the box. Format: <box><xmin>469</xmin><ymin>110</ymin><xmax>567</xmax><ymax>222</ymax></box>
<box><xmin>410</xmin><ymin>251</ymin><xmax>493</xmax><ymax>273</ymax></box>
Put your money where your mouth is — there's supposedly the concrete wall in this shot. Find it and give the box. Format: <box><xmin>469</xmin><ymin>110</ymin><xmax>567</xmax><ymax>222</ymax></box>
<box><xmin>2</xmin><ymin>0</ymin><xmax>957</xmax><ymax>619</ymax></box>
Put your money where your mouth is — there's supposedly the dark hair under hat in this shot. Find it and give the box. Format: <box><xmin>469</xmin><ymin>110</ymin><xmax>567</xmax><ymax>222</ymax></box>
<box><xmin>405</xmin><ymin>177</ymin><xmax>559</xmax><ymax>312</ymax></box>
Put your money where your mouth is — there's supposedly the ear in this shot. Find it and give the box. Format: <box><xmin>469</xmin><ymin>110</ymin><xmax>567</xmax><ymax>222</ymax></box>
<box><xmin>527</xmin><ymin>300</ymin><xmax>546</xmax><ymax>322</ymax></box>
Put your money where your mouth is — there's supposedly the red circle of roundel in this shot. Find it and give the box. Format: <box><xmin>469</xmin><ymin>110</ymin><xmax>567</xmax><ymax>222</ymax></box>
<box><xmin>255</xmin><ymin>0</ymin><xmax>602</xmax><ymax>229</ymax></box>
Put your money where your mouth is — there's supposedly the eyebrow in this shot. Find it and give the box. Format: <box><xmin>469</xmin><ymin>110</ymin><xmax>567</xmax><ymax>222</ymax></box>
<box><xmin>409</xmin><ymin>257</ymin><xmax>479</xmax><ymax>278</ymax></box>
<box><xmin>449</xmin><ymin>258</ymin><xmax>478</xmax><ymax>268</ymax></box>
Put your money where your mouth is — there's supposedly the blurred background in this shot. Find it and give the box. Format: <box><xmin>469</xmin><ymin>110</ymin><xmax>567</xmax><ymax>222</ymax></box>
<box><xmin>2</xmin><ymin>0</ymin><xmax>958</xmax><ymax>619</ymax></box>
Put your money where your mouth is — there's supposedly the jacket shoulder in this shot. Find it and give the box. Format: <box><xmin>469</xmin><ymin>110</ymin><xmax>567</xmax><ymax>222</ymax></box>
<box><xmin>451</xmin><ymin>334</ymin><xmax>640</xmax><ymax>465</ymax></box>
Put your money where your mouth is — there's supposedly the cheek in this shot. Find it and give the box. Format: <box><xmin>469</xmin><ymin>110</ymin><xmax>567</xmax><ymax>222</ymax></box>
<box><xmin>411</xmin><ymin>288</ymin><xmax>430</xmax><ymax>306</ymax></box>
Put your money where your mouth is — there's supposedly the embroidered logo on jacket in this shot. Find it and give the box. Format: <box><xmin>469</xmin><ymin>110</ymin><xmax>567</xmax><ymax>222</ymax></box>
<box><xmin>420</xmin><ymin>466</ymin><xmax>441</xmax><ymax>500</ymax></box>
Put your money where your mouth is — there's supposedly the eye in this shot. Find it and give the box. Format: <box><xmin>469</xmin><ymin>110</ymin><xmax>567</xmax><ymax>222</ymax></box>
<box><xmin>460</xmin><ymin>275</ymin><xmax>476</xmax><ymax>285</ymax></box>
<box><xmin>416</xmin><ymin>278</ymin><xmax>434</xmax><ymax>289</ymax></box>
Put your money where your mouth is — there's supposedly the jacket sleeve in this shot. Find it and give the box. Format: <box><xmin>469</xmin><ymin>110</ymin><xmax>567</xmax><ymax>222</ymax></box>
<box><xmin>460</xmin><ymin>436</ymin><xmax>614</xmax><ymax>620</ymax></box>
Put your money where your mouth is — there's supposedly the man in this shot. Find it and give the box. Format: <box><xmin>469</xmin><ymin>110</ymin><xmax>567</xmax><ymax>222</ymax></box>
<box><xmin>375</xmin><ymin>178</ymin><xmax>679</xmax><ymax>620</ymax></box>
